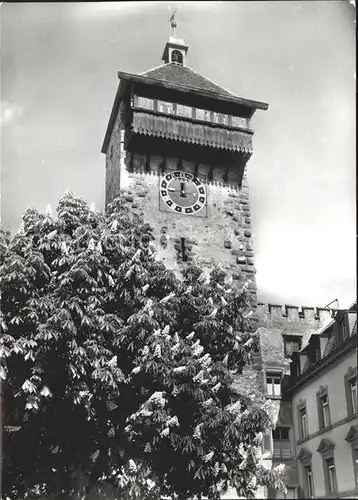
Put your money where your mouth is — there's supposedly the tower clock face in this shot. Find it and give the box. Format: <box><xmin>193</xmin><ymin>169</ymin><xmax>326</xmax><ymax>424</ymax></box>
<box><xmin>160</xmin><ymin>171</ymin><xmax>207</xmax><ymax>214</ymax></box>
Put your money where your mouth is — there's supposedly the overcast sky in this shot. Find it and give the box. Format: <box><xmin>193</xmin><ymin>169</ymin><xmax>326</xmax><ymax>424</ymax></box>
<box><xmin>1</xmin><ymin>1</ymin><xmax>356</xmax><ymax>308</ymax></box>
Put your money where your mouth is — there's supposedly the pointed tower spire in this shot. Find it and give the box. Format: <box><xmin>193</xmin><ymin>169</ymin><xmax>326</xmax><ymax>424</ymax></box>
<box><xmin>162</xmin><ymin>7</ymin><xmax>188</xmax><ymax>65</ymax></box>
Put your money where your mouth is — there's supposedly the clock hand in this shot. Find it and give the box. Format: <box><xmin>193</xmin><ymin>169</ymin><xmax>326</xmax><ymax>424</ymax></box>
<box><xmin>180</xmin><ymin>182</ymin><xmax>187</xmax><ymax>198</ymax></box>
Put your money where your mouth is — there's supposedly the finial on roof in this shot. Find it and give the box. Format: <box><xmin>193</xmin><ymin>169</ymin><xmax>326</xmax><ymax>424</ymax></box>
<box><xmin>168</xmin><ymin>7</ymin><xmax>178</xmax><ymax>36</ymax></box>
<box><xmin>162</xmin><ymin>7</ymin><xmax>188</xmax><ymax>65</ymax></box>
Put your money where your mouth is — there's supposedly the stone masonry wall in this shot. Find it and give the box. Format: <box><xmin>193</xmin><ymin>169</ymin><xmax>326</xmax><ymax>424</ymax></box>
<box><xmin>257</xmin><ymin>303</ymin><xmax>334</xmax><ymax>380</ymax></box>
<box><xmin>121</xmin><ymin>163</ymin><xmax>255</xmax><ymax>286</ymax></box>
<box><xmin>105</xmin><ymin>102</ymin><xmax>126</xmax><ymax>207</ymax></box>
<box><xmin>105</xmin><ymin>110</ymin><xmax>257</xmax><ymax>293</ymax></box>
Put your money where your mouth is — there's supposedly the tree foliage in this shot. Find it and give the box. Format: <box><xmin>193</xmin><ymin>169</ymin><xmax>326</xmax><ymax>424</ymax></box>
<box><xmin>1</xmin><ymin>192</ymin><xmax>286</xmax><ymax>499</ymax></box>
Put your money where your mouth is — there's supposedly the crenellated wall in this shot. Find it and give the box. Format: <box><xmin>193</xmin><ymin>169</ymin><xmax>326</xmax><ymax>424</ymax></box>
<box><xmin>252</xmin><ymin>301</ymin><xmax>335</xmax><ymax>402</ymax></box>
<box><xmin>256</xmin><ymin>302</ymin><xmax>334</xmax><ymax>325</ymax></box>
<box><xmin>230</xmin><ymin>303</ymin><xmax>335</xmax><ymax>405</ymax></box>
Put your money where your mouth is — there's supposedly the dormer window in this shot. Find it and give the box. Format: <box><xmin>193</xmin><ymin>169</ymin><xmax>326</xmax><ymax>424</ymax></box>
<box><xmin>171</xmin><ymin>49</ymin><xmax>183</xmax><ymax>65</ymax></box>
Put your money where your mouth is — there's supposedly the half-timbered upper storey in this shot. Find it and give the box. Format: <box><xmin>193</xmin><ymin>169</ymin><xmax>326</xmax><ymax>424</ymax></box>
<box><xmin>102</xmin><ymin>33</ymin><xmax>268</xmax><ymax>161</ymax></box>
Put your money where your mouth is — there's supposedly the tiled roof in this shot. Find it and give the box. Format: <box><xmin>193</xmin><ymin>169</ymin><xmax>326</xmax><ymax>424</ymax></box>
<box><xmin>141</xmin><ymin>63</ymin><xmax>238</xmax><ymax>98</ymax></box>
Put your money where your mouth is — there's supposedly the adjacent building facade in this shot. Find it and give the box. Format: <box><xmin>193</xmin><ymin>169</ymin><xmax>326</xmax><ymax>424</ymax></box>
<box><xmin>254</xmin><ymin>304</ymin><xmax>337</xmax><ymax>499</ymax></box>
<box><xmin>285</xmin><ymin>303</ymin><xmax>357</xmax><ymax>499</ymax></box>
<box><xmin>101</xmin><ymin>23</ymin><xmax>357</xmax><ymax>499</ymax></box>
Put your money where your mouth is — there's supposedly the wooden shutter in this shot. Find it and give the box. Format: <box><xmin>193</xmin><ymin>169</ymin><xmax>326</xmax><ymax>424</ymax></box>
<box><xmin>297</xmin><ymin>405</ymin><xmax>303</xmax><ymax>439</ymax></box>
<box><xmin>345</xmin><ymin>372</ymin><xmax>353</xmax><ymax>416</ymax></box>
<box><xmin>317</xmin><ymin>392</ymin><xmax>324</xmax><ymax>430</ymax></box>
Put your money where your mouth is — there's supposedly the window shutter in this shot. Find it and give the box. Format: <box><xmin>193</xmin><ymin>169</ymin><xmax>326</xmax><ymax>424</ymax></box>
<box><xmin>297</xmin><ymin>405</ymin><xmax>303</xmax><ymax>439</ymax></box>
<box><xmin>297</xmin><ymin>485</ymin><xmax>304</xmax><ymax>499</ymax></box>
<box><xmin>323</xmin><ymin>458</ymin><xmax>330</xmax><ymax>494</ymax></box>
<box><xmin>326</xmin><ymin>392</ymin><xmax>331</xmax><ymax>427</ymax></box>
<box><xmin>345</xmin><ymin>372</ymin><xmax>353</xmax><ymax>416</ymax></box>
<box><xmin>317</xmin><ymin>392</ymin><xmax>323</xmax><ymax>430</ymax></box>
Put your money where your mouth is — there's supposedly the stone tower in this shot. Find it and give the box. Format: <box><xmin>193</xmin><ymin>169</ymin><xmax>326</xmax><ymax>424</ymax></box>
<box><xmin>102</xmin><ymin>27</ymin><xmax>268</xmax><ymax>297</ymax></box>
<box><xmin>101</xmin><ymin>23</ymin><xmax>339</xmax><ymax>500</ymax></box>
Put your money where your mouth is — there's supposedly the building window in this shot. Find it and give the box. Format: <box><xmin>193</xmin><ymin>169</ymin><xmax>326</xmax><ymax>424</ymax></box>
<box><xmin>231</xmin><ymin>115</ymin><xmax>247</xmax><ymax>128</ymax></box>
<box><xmin>348</xmin><ymin>312</ymin><xmax>357</xmax><ymax>336</ymax></box>
<box><xmin>284</xmin><ymin>487</ymin><xmax>296</xmax><ymax>499</ymax></box>
<box><xmin>180</xmin><ymin>237</ymin><xmax>188</xmax><ymax>262</ymax></box>
<box><xmin>317</xmin><ymin>438</ymin><xmax>337</xmax><ymax>495</ymax></box>
<box><xmin>272</xmin><ymin>426</ymin><xmax>291</xmax><ymax>459</ymax></box>
<box><xmin>213</xmin><ymin>112</ymin><xmax>228</xmax><ymax>125</ymax></box>
<box><xmin>354</xmin><ymin>446</ymin><xmax>358</xmax><ymax>489</ymax></box>
<box><xmin>304</xmin><ymin>465</ymin><xmax>314</xmax><ymax>498</ymax></box>
<box><xmin>324</xmin><ymin>457</ymin><xmax>338</xmax><ymax>494</ymax></box>
<box><xmin>196</xmin><ymin>108</ymin><xmax>211</xmax><ymax>122</ymax></box>
<box><xmin>261</xmin><ymin>429</ymin><xmax>272</xmax><ymax>454</ymax></box>
<box><xmin>345</xmin><ymin>367</ymin><xmax>357</xmax><ymax>417</ymax></box>
<box><xmin>158</xmin><ymin>100</ymin><xmax>174</xmax><ymax>114</ymax></box>
<box><xmin>176</xmin><ymin>104</ymin><xmax>192</xmax><ymax>118</ymax></box>
<box><xmin>350</xmin><ymin>378</ymin><xmax>357</xmax><ymax>414</ymax></box>
<box><xmin>171</xmin><ymin>49</ymin><xmax>183</xmax><ymax>65</ymax></box>
<box><xmin>135</xmin><ymin>95</ymin><xmax>154</xmax><ymax>110</ymax></box>
<box><xmin>345</xmin><ymin>425</ymin><xmax>358</xmax><ymax>489</ymax></box>
<box><xmin>321</xmin><ymin>395</ymin><xmax>330</xmax><ymax>428</ymax></box>
<box><xmin>266</xmin><ymin>372</ymin><xmax>281</xmax><ymax>397</ymax></box>
<box><xmin>317</xmin><ymin>387</ymin><xmax>331</xmax><ymax>430</ymax></box>
<box><xmin>336</xmin><ymin>315</ymin><xmax>350</xmax><ymax>341</ymax></box>
<box><xmin>298</xmin><ymin>448</ymin><xmax>314</xmax><ymax>498</ymax></box>
<box><xmin>283</xmin><ymin>335</ymin><xmax>302</xmax><ymax>358</ymax></box>
<box><xmin>299</xmin><ymin>407</ymin><xmax>308</xmax><ymax>440</ymax></box>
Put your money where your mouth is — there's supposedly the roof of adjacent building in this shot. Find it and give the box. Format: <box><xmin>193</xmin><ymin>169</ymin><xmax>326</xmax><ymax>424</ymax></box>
<box><xmin>285</xmin><ymin>305</ymin><xmax>357</xmax><ymax>394</ymax></box>
<box><xmin>140</xmin><ymin>63</ymin><xmax>238</xmax><ymax>99</ymax></box>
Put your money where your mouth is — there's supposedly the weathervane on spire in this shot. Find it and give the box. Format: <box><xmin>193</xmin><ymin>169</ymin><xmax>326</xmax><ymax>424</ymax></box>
<box><xmin>168</xmin><ymin>7</ymin><xmax>178</xmax><ymax>36</ymax></box>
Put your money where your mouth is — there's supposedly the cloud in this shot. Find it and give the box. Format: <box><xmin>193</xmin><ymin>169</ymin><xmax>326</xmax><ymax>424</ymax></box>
<box><xmin>1</xmin><ymin>101</ymin><xmax>23</xmax><ymax>127</ymax></box>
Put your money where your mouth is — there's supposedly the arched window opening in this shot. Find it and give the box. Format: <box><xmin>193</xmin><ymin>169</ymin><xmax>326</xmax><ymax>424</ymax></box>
<box><xmin>171</xmin><ymin>50</ymin><xmax>183</xmax><ymax>65</ymax></box>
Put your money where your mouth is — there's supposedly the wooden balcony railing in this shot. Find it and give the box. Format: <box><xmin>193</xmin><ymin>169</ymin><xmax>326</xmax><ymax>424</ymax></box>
<box><xmin>131</xmin><ymin>110</ymin><xmax>253</xmax><ymax>153</ymax></box>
